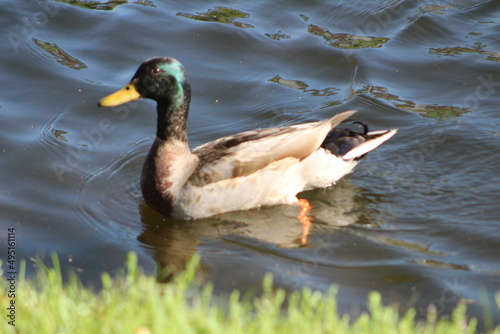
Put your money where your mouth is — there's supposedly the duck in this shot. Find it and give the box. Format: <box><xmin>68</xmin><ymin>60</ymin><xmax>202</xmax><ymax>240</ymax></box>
<box><xmin>99</xmin><ymin>57</ymin><xmax>397</xmax><ymax>220</ymax></box>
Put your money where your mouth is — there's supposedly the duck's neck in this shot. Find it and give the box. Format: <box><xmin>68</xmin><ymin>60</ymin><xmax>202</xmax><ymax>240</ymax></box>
<box><xmin>156</xmin><ymin>84</ymin><xmax>191</xmax><ymax>142</ymax></box>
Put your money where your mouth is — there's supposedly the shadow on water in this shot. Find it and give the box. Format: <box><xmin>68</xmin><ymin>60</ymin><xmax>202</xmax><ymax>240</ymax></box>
<box><xmin>137</xmin><ymin>180</ymin><xmax>366</xmax><ymax>283</ymax></box>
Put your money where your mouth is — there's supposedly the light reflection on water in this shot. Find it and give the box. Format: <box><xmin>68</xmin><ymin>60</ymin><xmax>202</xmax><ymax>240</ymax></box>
<box><xmin>1</xmin><ymin>0</ymin><xmax>499</xmax><ymax>328</ymax></box>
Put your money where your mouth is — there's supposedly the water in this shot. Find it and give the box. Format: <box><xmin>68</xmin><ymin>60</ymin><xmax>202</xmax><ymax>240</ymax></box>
<box><xmin>2</xmin><ymin>0</ymin><xmax>500</xmax><ymax>328</ymax></box>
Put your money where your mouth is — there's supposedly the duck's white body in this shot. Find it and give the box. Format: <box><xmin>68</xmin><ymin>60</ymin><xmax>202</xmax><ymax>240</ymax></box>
<box><xmin>174</xmin><ymin>147</ymin><xmax>356</xmax><ymax>219</ymax></box>
<box><xmin>144</xmin><ymin>111</ymin><xmax>397</xmax><ymax>219</ymax></box>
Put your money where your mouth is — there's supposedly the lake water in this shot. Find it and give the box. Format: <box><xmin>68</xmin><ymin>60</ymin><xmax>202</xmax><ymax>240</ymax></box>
<box><xmin>2</xmin><ymin>0</ymin><xmax>500</xmax><ymax>329</ymax></box>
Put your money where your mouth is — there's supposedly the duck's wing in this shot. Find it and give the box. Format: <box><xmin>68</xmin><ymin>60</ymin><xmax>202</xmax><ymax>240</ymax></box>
<box><xmin>190</xmin><ymin>110</ymin><xmax>356</xmax><ymax>186</ymax></box>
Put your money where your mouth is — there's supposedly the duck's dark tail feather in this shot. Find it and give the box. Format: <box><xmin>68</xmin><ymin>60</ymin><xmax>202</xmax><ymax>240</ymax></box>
<box><xmin>321</xmin><ymin>122</ymin><xmax>397</xmax><ymax>160</ymax></box>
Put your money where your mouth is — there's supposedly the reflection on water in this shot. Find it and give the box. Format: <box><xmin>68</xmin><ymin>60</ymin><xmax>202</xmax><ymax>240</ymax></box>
<box><xmin>264</xmin><ymin>31</ymin><xmax>292</xmax><ymax>41</ymax></box>
<box><xmin>269</xmin><ymin>75</ymin><xmax>339</xmax><ymax>97</ymax></box>
<box><xmin>419</xmin><ymin>4</ymin><xmax>458</xmax><ymax>15</ymax></box>
<box><xmin>177</xmin><ymin>7</ymin><xmax>254</xmax><ymax>29</ymax></box>
<box><xmin>54</xmin><ymin>0</ymin><xmax>153</xmax><ymax>11</ymax></box>
<box><xmin>430</xmin><ymin>43</ymin><xmax>500</xmax><ymax>62</ymax></box>
<box><xmin>362</xmin><ymin>85</ymin><xmax>471</xmax><ymax>119</ymax></box>
<box><xmin>308</xmin><ymin>24</ymin><xmax>390</xmax><ymax>49</ymax></box>
<box><xmin>32</xmin><ymin>38</ymin><xmax>87</xmax><ymax>70</ymax></box>
<box><xmin>138</xmin><ymin>180</ymin><xmax>365</xmax><ymax>282</ymax></box>
<box><xmin>50</xmin><ymin>128</ymin><xmax>69</xmax><ymax>142</ymax></box>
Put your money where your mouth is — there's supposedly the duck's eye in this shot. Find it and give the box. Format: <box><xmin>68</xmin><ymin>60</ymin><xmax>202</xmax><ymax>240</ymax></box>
<box><xmin>152</xmin><ymin>67</ymin><xmax>162</xmax><ymax>75</ymax></box>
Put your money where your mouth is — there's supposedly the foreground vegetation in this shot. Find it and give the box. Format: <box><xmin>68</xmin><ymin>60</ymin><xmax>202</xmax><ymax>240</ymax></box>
<box><xmin>1</xmin><ymin>253</ymin><xmax>499</xmax><ymax>334</ymax></box>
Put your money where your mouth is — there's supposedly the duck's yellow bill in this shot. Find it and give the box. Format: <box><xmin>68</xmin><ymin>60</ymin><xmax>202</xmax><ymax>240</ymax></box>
<box><xmin>98</xmin><ymin>83</ymin><xmax>141</xmax><ymax>107</ymax></box>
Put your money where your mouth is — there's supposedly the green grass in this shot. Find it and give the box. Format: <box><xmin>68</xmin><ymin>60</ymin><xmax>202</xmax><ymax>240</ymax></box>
<box><xmin>1</xmin><ymin>253</ymin><xmax>499</xmax><ymax>334</ymax></box>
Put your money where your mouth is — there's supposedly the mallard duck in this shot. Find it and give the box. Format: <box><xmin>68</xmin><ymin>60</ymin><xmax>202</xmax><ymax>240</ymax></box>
<box><xmin>99</xmin><ymin>57</ymin><xmax>397</xmax><ymax>220</ymax></box>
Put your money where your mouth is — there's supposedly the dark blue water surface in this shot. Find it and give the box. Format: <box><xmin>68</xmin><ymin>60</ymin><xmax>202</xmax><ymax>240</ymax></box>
<box><xmin>2</xmin><ymin>0</ymin><xmax>500</xmax><ymax>329</ymax></box>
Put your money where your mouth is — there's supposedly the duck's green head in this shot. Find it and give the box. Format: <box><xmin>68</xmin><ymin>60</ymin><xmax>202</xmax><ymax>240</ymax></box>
<box><xmin>99</xmin><ymin>57</ymin><xmax>188</xmax><ymax>108</ymax></box>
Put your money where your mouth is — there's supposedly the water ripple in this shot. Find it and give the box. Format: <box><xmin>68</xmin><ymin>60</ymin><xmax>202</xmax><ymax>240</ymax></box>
<box><xmin>69</xmin><ymin>137</ymin><xmax>148</xmax><ymax>245</ymax></box>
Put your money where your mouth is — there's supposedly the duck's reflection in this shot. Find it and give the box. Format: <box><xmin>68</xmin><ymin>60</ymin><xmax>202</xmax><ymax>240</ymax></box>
<box><xmin>137</xmin><ymin>180</ymin><xmax>367</xmax><ymax>283</ymax></box>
